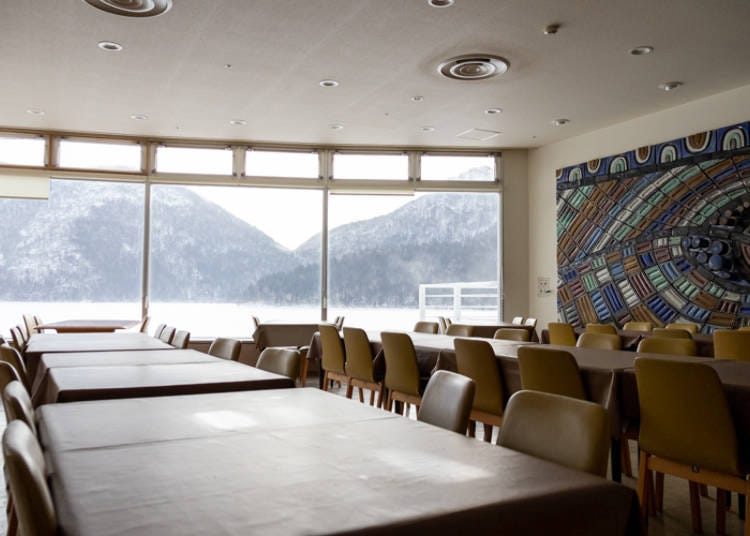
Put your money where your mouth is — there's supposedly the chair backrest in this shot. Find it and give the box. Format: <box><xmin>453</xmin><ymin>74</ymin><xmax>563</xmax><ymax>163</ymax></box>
<box><xmin>22</xmin><ymin>314</ymin><xmax>36</xmax><ymax>338</ymax></box>
<box><xmin>652</xmin><ymin>327</ymin><xmax>691</xmax><ymax>339</ymax></box>
<box><xmin>342</xmin><ymin>327</ymin><xmax>375</xmax><ymax>382</ymax></box>
<box><xmin>445</xmin><ymin>324</ymin><xmax>474</xmax><ymax>337</ymax></box>
<box><xmin>318</xmin><ymin>324</ymin><xmax>346</xmax><ymax>374</ymax></box>
<box><xmin>417</xmin><ymin>371</ymin><xmax>475</xmax><ymax>434</ymax></box>
<box><xmin>208</xmin><ymin>337</ymin><xmax>242</xmax><ymax>361</ymax></box>
<box><xmin>159</xmin><ymin>326</ymin><xmax>176</xmax><ymax>344</ymax></box>
<box><xmin>454</xmin><ymin>338</ymin><xmax>503</xmax><ymax>416</ymax></box>
<box><xmin>171</xmin><ymin>330</ymin><xmax>190</xmax><ymax>349</ymax></box>
<box><xmin>437</xmin><ymin>317</ymin><xmax>448</xmax><ymax>334</ymax></box>
<box><xmin>666</xmin><ymin>322</ymin><xmax>698</xmax><ymax>334</ymax></box>
<box><xmin>413</xmin><ymin>321</ymin><xmax>439</xmax><ymax>334</ymax></box>
<box><xmin>9</xmin><ymin>327</ymin><xmax>23</xmax><ymax>352</ymax></box>
<box><xmin>3</xmin><ymin>381</ymin><xmax>35</xmax><ymax>434</ymax></box>
<box><xmin>584</xmin><ymin>323</ymin><xmax>617</xmax><ymax>335</ymax></box>
<box><xmin>380</xmin><ymin>332</ymin><xmax>420</xmax><ymax>397</ymax></box>
<box><xmin>251</xmin><ymin>316</ymin><xmax>261</xmax><ymax>330</ymax></box>
<box><xmin>13</xmin><ymin>325</ymin><xmax>27</xmax><ymax>346</ymax></box>
<box><xmin>493</xmin><ymin>328</ymin><xmax>530</xmax><ymax>342</ymax></box>
<box><xmin>635</xmin><ymin>357</ymin><xmax>739</xmax><ymax>475</ymax></box>
<box><xmin>0</xmin><ymin>344</ymin><xmax>30</xmax><ymax>391</ymax></box>
<box><xmin>623</xmin><ymin>321</ymin><xmax>653</xmax><ymax>332</ymax></box>
<box><xmin>547</xmin><ymin>322</ymin><xmax>577</xmax><ymax>346</ymax></box>
<box><xmin>334</xmin><ymin>315</ymin><xmax>345</xmax><ymax>330</ymax></box>
<box><xmin>256</xmin><ymin>348</ymin><xmax>301</xmax><ymax>380</ymax></box>
<box><xmin>517</xmin><ymin>346</ymin><xmax>586</xmax><ymax>400</ymax></box>
<box><xmin>576</xmin><ymin>332</ymin><xmax>621</xmax><ymax>350</ymax></box>
<box><xmin>138</xmin><ymin>316</ymin><xmax>150</xmax><ymax>333</ymax></box>
<box><xmin>153</xmin><ymin>323</ymin><xmax>166</xmax><ymax>338</ymax></box>
<box><xmin>511</xmin><ymin>316</ymin><xmax>524</xmax><ymax>325</ymax></box>
<box><xmin>498</xmin><ymin>390</ymin><xmax>610</xmax><ymax>477</ymax></box>
<box><xmin>523</xmin><ymin>317</ymin><xmax>537</xmax><ymax>328</ymax></box>
<box><xmin>3</xmin><ymin>420</ymin><xmax>57</xmax><ymax>536</ymax></box>
<box><xmin>0</xmin><ymin>362</ymin><xmax>23</xmax><ymax>419</ymax></box>
<box><xmin>636</xmin><ymin>337</ymin><xmax>697</xmax><ymax>356</ymax></box>
<box><xmin>713</xmin><ymin>330</ymin><xmax>750</xmax><ymax>361</ymax></box>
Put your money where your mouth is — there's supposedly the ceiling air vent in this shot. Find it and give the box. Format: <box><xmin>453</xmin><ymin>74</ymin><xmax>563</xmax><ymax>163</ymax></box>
<box><xmin>82</xmin><ymin>0</ymin><xmax>172</xmax><ymax>17</ymax></box>
<box><xmin>438</xmin><ymin>54</ymin><xmax>509</xmax><ymax>80</ymax></box>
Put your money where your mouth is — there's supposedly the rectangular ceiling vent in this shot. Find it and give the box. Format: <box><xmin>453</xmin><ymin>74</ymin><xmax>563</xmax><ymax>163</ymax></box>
<box><xmin>455</xmin><ymin>128</ymin><xmax>501</xmax><ymax>141</ymax></box>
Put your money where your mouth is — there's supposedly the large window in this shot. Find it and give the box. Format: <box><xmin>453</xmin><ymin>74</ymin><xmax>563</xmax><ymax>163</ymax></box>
<box><xmin>0</xmin><ymin>135</ymin><xmax>45</xmax><ymax>166</ymax></box>
<box><xmin>156</xmin><ymin>146</ymin><xmax>232</xmax><ymax>175</ymax></box>
<box><xmin>59</xmin><ymin>139</ymin><xmax>141</xmax><ymax>171</ymax></box>
<box><xmin>149</xmin><ymin>185</ymin><xmax>322</xmax><ymax>337</ymax></box>
<box><xmin>0</xmin><ymin>179</ymin><xmax>144</xmax><ymax>331</ymax></box>
<box><xmin>327</xmin><ymin>192</ymin><xmax>499</xmax><ymax>330</ymax></box>
<box><xmin>333</xmin><ymin>153</ymin><xmax>408</xmax><ymax>180</ymax></box>
<box><xmin>421</xmin><ymin>155</ymin><xmax>495</xmax><ymax>181</ymax></box>
<box><xmin>245</xmin><ymin>150</ymin><xmax>318</xmax><ymax>178</ymax></box>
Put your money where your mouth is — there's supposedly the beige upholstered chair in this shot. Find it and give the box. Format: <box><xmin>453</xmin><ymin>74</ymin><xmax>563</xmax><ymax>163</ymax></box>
<box><xmin>576</xmin><ymin>332</ymin><xmax>621</xmax><ymax>350</ymax></box>
<box><xmin>208</xmin><ymin>337</ymin><xmax>242</xmax><ymax>361</ymax></box>
<box><xmin>153</xmin><ymin>323</ymin><xmax>166</xmax><ymax>339</ymax></box>
<box><xmin>437</xmin><ymin>317</ymin><xmax>449</xmax><ymax>334</ymax></box>
<box><xmin>511</xmin><ymin>316</ymin><xmax>524</xmax><ymax>325</ymax></box>
<box><xmin>523</xmin><ymin>317</ymin><xmax>538</xmax><ymax>329</ymax></box>
<box><xmin>2</xmin><ymin>420</ymin><xmax>57</xmax><ymax>536</ymax></box>
<box><xmin>651</xmin><ymin>327</ymin><xmax>691</xmax><ymax>339</ymax></box>
<box><xmin>493</xmin><ymin>328</ymin><xmax>530</xmax><ymax>342</ymax></box>
<box><xmin>666</xmin><ymin>322</ymin><xmax>699</xmax><ymax>334</ymax></box>
<box><xmin>381</xmin><ymin>331</ymin><xmax>422</xmax><ymax>414</ymax></box>
<box><xmin>138</xmin><ymin>316</ymin><xmax>150</xmax><ymax>333</ymax></box>
<box><xmin>637</xmin><ymin>337</ymin><xmax>697</xmax><ymax>356</ymax></box>
<box><xmin>0</xmin><ymin>362</ymin><xmax>23</xmax><ymax>418</ymax></box>
<box><xmin>445</xmin><ymin>324</ymin><xmax>475</xmax><ymax>337</ymax></box>
<box><xmin>585</xmin><ymin>323</ymin><xmax>617</xmax><ymax>335</ymax></box>
<box><xmin>517</xmin><ymin>346</ymin><xmax>586</xmax><ymax>400</ymax></box>
<box><xmin>318</xmin><ymin>324</ymin><xmax>350</xmax><ymax>395</ymax></box>
<box><xmin>713</xmin><ymin>330</ymin><xmax>750</xmax><ymax>361</ymax></box>
<box><xmin>454</xmin><ymin>338</ymin><xmax>504</xmax><ymax>441</ymax></box>
<box><xmin>171</xmin><ymin>330</ymin><xmax>190</xmax><ymax>349</ymax></box>
<box><xmin>10</xmin><ymin>326</ymin><xmax>26</xmax><ymax>352</ymax></box>
<box><xmin>623</xmin><ymin>321</ymin><xmax>653</xmax><ymax>332</ymax></box>
<box><xmin>256</xmin><ymin>348</ymin><xmax>301</xmax><ymax>381</ymax></box>
<box><xmin>3</xmin><ymin>381</ymin><xmax>35</xmax><ymax>434</ymax></box>
<box><xmin>547</xmin><ymin>322</ymin><xmax>577</xmax><ymax>346</ymax></box>
<box><xmin>22</xmin><ymin>315</ymin><xmax>37</xmax><ymax>338</ymax></box>
<box><xmin>159</xmin><ymin>326</ymin><xmax>176</xmax><ymax>344</ymax></box>
<box><xmin>251</xmin><ymin>316</ymin><xmax>261</xmax><ymax>330</ymax></box>
<box><xmin>498</xmin><ymin>390</ymin><xmax>610</xmax><ymax>477</ymax></box>
<box><xmin>413</xmin><ymin>321</ymin><xmax>439</xmax><ymax>334</ymax></box>
<box><xmin>417</xmin><ymin>371</ymin><xmax>475</xmax><ymax>434</ymax></box>
<box><xmin>635</xmin><ymin>357</ymin><xmax>749</xmax><ymax>535</ymax></box>
<box><xmin>0</xmin><ymin>344</ymin><xmax>30</xmax><ymax>392</ymax></box>
<box><xmin>333</xmin><ymin>315</ymin><xmax>345</xmax><ymax>330</ymax></box>
<box><xmin>343</xmin><ymin>327</ymin><xmax>384</xmax><ymax>407</ymax></box>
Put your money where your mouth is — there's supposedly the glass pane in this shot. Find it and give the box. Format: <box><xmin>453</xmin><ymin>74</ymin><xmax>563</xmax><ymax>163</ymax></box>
<box><xmin>0</xmin><ymin>136</ymin><xmax>45</xmax><ymax>166</ymax></box>
<box><xmin>0</xmin><ymin>179</ymin><xmax>144</xmax><ymax>332</ymax></box>
<box><xmin>333</xmin><ymin>154</ymin><xmax>408</xmax><ymax>180</ymax></box>
<box><xmin>327</xmin><ymin>192</ymin><xmax>499</xmax><ymax>330</ymax></box>
<box><xmin>59</xmin><ymin>140</ymin><xmax>141</xmax><ymax>171</ymax></box>
<box><xmin>245</xmin><ymin>150</ymin><xmax>318</xmax><ymax>178</ymax></box>
<box><xmin>149</xmin><ymin>185</ymin><xmax>322</xmax><ymax>337</ymax></box>
<box><xmin>156</xmin><ymin>147</ymin><xmax>233</xmax><ymax>174</ymax></box>
<box><xmin>421</xmin><ymin>155</ymin><xmax>495</xmax><ymax>181</ymax></box>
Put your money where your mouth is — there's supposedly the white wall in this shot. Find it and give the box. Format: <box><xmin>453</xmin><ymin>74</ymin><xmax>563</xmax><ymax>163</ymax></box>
<box><xmin>526</xmin><ymin>82</ymin><xmax>750</xmax><ymax>329</ymax></box>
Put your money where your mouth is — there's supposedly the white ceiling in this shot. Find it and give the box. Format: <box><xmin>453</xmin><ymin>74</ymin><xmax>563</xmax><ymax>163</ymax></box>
<box><xmin>2</xmin><ymin>0</ymin><xmax>750</xmax><ymax>149</ymax></box>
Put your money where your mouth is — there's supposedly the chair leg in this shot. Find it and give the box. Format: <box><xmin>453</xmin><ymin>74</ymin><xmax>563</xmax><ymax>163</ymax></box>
<box><xmin>621</xmin><ymin>438</ymin><xmax>633</xmax><ymax>478</ymax></box>
<box><xmin>689</xmin><ymin>481</ymin><xmax>703</xmax><ymax>534</ymax></box>
<box><xmin>743</xmin><ymin>493</ymin><xmax>749</xmax><ymax>536</ymax></box>
<box><xmin>322</xmin><ymin>371</ymin><xmax>329</xmax><ymax>391</ymax></box>
<box><xmin>467</xmin><ymin>420</ymin><xmax>476</xmax><ymax>438</ymax></box>
<box><xmin>637</xmin><ymin>450</ymin><xmax>650</xmax><ymax>527</ymax></box>
<box><xmin>700</xmin><ymin>484</ymin><xmax>709</xmax><ymax>497</ymax></box>
<box><xmin>482</xmin><ymin>423</ymin><xmax>493</xmax><ymax>443</ymax></box>
<box><xmin>716</xmin><ymin>489</ymin><xmax>728</xmax><ymax>536</ymax></box>
<box><xmin>369</xmin><ymin>388</ymin><xmax>375</xmax><ymax>406</ymax></box>
<box><xmin>386</xmin><ymin>392</ymin><xmax>393</xmax><ymax>412</ymax></box>
<box><xmin>345</xmin><ymin>382</ymin><xmax>353</xmax><ymax>399</ymax></box>
<box><xmin>298</xmin><ymin>357</ymin><xmax>308</xmax><ymax>387</ymax></box>
<box><xmin>655</xmin><ymin>472</ymin><xmax>664</xmax><ymax>512</ymax></box>
<box><xmin>358</xmin><ymin>387</ymin><xmax>364</xmax><ymax>403</ymax></box>
<box><xmin>378</xmin><ymin>385</ymin><xmax>386</xmax><ymax>409</ymax></box>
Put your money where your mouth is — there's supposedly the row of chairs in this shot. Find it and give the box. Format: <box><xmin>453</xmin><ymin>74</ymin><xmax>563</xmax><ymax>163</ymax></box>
<box><xmin>152</xmin><ymin>324</ymin><xmax>190</xmax><ymax>349</ymax></box>
<box><xmin>413</xmin><ymin>321</ymin><xmax>532</xmax><ymax>342</ymax></box>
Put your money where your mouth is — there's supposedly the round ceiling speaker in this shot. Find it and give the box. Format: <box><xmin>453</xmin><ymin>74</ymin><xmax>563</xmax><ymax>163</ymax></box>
<box><xmin>438</xmin><ymin>54</ymin><xmax>510</xmax><ymax>80</ymax></box>
<box><xmin>83</xmin><ymin>0</ymin><xmax>173</xmax><ymax>17</ymax></box>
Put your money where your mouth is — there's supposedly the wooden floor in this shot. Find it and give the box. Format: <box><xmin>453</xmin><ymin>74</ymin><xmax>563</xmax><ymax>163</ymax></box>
<box><xmin>3</xmin><ymin>385</ymin><xmax>745</xmax><ymax>535</ymax></box>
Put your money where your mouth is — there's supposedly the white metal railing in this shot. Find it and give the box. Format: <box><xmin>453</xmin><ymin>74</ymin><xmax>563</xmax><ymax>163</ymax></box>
<box><xmin>419</xmin><ymin>281</ymin><xmax>500</xmax><ymax>322</ymax></box>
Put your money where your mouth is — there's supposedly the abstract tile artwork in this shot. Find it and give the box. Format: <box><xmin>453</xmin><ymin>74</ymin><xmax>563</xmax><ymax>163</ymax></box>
<box><xmin>556</xmin><ymin>121</ymin><xmax>750</xmax><ymax>332</ymax></box>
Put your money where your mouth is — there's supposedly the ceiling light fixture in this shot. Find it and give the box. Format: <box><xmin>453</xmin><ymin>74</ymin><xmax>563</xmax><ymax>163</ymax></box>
<box><xmin>130</xmin><ymin>113</ymin><xmax>148</xmax><ymax>120</ymax></box>
<box><xmin>98</xmin><ymin>41</ymin><xmax>123</xmax><ymax>52</ymax></box>
<box><xmin>319</xmin><ymin>79</ymin><xmax>339</xmax><ymax>88</ymax></box>
<box><xmin>552</xmin><ymin>118</ymin><xmax>570</xmax><ymax>126</ymax></box>
<box><xmin>421</xmin><ymin>126</ymin><xmax>436</xmax><ymax>132</ymax></box>
<box><xmin>411</xmin><ymin>95</ymin><xmax>424</xmax><ymax>102</ymax></box>
<box><xmin>427</xmin><ymin>0</ymin><xmax>455</xmax><ymax>7</ymax></box>
<box><xmin>83</xmin><ymin>0</ymin><xmax>173</xmax><ymax>17</ymax></box>
<box><xmin>484</xmin><ymin>107</ymin><xmax>502</xmax><ymax>115</ymax></box>
<box><xmin>26</xmin><ymin>108</ymin><xmax>45</xmax><ymax>116</ymax></box>
<box><xmin>630</xmin><ymin>45</ymin><xmax>654</xmax><ymax>56</ymax></box>
<box><xmin>438</xmin><ymin>54</ymin><xmax>509</xmax><ymax>80</ymax></box>
<box><xmin>543</xmin><ymin>24</ymin><xmax>560</xmax><ymax>35</ymax></box>
<box><xmin>229</xmin><ymin>119</ymin><xmax>247</xmax><ymax>126</ymax></box>
<box><xmin>658</xmin><ymin>81</ymin><xmax>683</xmax><ymax>91</ymax></box>
<box><xmin>329</xmin><ymin>123</ymin><xmax>344</xmax><ymax>130</ymax></box>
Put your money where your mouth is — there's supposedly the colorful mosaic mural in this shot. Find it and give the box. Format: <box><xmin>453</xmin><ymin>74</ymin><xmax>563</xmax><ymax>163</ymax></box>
<box><xmin>556</xmin><ymin>121</ymin><xmax>750</xmax><ymax>333</ymax></box>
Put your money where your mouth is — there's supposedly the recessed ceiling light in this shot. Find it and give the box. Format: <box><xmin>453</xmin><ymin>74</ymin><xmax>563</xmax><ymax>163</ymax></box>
<box><xmin>484</xmin><ymin>107</ymin><xmax>502</xmax><ymax>115</ymax></box>
<box><xmin>329</xmin><ymin>123</ymin><xmax>344</xmax><ymax>130</ymax></box>
<box><xmin>83</xmin><ymin>0</ymin><xmax>172</xmax><ymax>17</ymax></box>
<box><xmin>543</xmin><ymin>24</ymin><xmax>560</xmax><ymax>35</ymax></box>
<box><xmin>630</xmin><ymin>45</ymin><xmax>654</xmax><ymax>56</ymax></box>
<box><xmin>26</xmin><ymin>108</ymin><xmax>45</xmax><ymax>116</ymax></box>
<box><xmin>552</xmin><ymin>118</ymin><xmax>570</xmax><ymax>126</ymax></box>
<box><xmin>130</xmin><ymin>113</ymin><xmax>148</xmax><ymax>120</ymax></box>
<box><xmin>438</xmin><ymin>54</ymin><xmax>509</xmax><ymax>81</ymax></box>
<box><xmin>98</xmin><ymin>41</ymin><xmax>123</xmax><ymax>52</ymax></box>
<box><xmin>421</xmin><ymin>126</ymin><xmax>436</xmax><ymax>132</ymax></box>
<box><xmin>319</xmin><ymin>79</ymin><xmax>339</xmax><ymax>88</ymax></box>
<box><xmin>229</xmin><ymin>119</ymin><xmax>247</xmax><ymax>126</ymax></box>
<box><xmin>411</xmin><ymin>95</ymin><xmax>424</xmax><ymax>102</ymax></box>
<box><xmin>658</xmin><ymin>81</ymin><xmax>683</xmax><ymax>91</ymax></box>
<box><xmin>224</xmin><ymin>64</ymin><xmax>232</xmax><ymax>69</ymax></box>
<box><xmin>428</xmin><ymin>0</ymin><xmax>455</xmax><ymax>7</ymax></box>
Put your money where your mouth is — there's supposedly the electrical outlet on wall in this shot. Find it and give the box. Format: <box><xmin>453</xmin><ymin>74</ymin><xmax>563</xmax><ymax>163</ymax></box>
<box><xmin>537</xmin><ymin>276</ymin><xmax>552</xmax><ymax>297</ymax></box>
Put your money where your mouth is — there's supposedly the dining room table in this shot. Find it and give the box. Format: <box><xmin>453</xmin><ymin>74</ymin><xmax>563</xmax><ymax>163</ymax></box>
<box><xmin>36</xmin><ymin>319</ymin><xmax>140</xmax><ymax>333</ymax></box>
<box><xmin>36</xmin><ymin>388</ymin><xmax>641</xmax><ymax>536</ymax></box>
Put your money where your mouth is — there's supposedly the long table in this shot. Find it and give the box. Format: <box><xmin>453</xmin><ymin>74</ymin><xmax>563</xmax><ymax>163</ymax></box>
<box><xmin>36</xmin><ymin>319</ymin><xmax>140</xmax><ymax>333</ymax></box>
<box><xmin>37</xmin><ymin>388</ymin><xmax>640</xmax><ymax>535</ymax></box>
<box><xmin>24</xmin><ymin>333</ymin><xmax>174</xmax><ymax>378</ymax></box>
